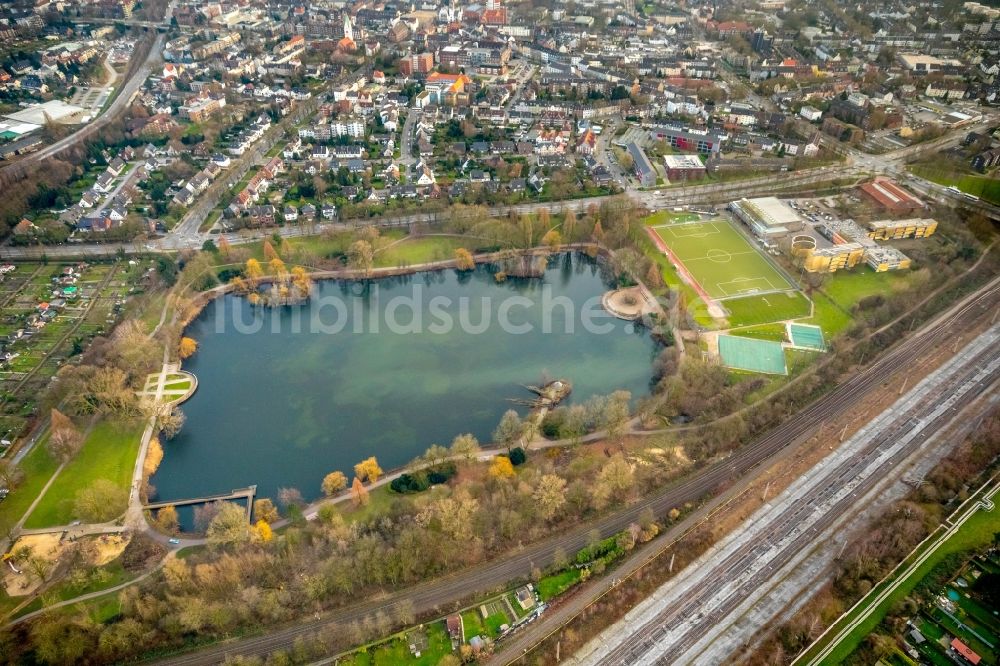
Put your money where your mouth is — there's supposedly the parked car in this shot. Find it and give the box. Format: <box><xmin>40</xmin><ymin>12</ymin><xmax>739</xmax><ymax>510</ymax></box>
<box><xmin>168</xmin><ymin>538</ymin><xmax>180</xmax><ymax>545</ymax></box>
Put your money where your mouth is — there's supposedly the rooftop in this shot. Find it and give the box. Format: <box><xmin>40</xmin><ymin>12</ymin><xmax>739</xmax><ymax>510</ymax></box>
<box><xmin>866</xmin><ymin>217</ymin><xmax>937</xmax><ymax>231</ymax></box>
<box><xmin>4</xmin><ymin>100</ymin><xmax>88</xmax><ymax>125</ymax></box>
<box><xmin>859</xmin><ymin>178</ymin><xmax>923</xmax><ymax>210</ymax></box>
<box><xmin>740</xmin><ymin>197</ymin><xmax>801</xmax><ymax>228</ymax></box>
<box><xmin>663</xmin><ymin>154</ymin><xmax>704</xmax><ymax>169</ymax></box>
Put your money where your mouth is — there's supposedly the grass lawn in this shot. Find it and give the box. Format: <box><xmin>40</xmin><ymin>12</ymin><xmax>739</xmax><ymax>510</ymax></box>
<box><xmin>0</xmin><ymin>438</ymin><xmax>60</xmax><ymax>536</ymax></box>
<box><xmin>42</xmin><ymin>588</ymin><xmax>123</xmax><ymax>623</ymax></box>
<box><xmin>134</xmin><ymin>290</ymin><xmax>168</xmax><ymax>335</ymax></box>
<box><xmin>339</xmin><ymin>483</ymin><xmax>425</xmax><ymax>524</ymax></box>
<box><xmin>456</xmin><ymin>604</ymin><xmax>512</xmax><ymax>639</ymax></box>
<box><xmin>643</xmin><ymin>210</ymin><xmax>702</xmax><ymax>225</ymax></box>
<box><xmin>223</xmin><ymin>232</ymin><xmax>493</xmax><ymax>276</ymax></box>
<box><xmin>652</xmin><ymin>220</ymin><xmax>793</xmax><ymax>299</ymax></box>
<box><xmin>952</xmin><ymin>588</ymin><xmax>1000</xmax><ymax>634</ymax></box>
<box><xmin>800</xmin><ymin>267</ymin><xmax>911</xmax><ymax>337</ymax></box>
<box><xmin>337</xmin><ymin>484</ymin><xmax>448</xmax><ymax>522</ymax></box>
<box><xmin>163</xmin><ymin>380</ymin><xmax>191</xmax><ymax>391</ymax></box>
<box><xmin>818</xmin><ymin>267</ymin><xmax>911</xmax><ymax>312</ymax></box>
<box><xmin>929</xmin><ymin>606</ymin><xmax>997</xmax><ymax>661</ymax></box>
<box><xmin>537</xmin><ymin>568</ymin><xmax>582</xmax><ymax>601</ymax></box>
<box><xmin>226</xmin><ymin>229</ymin><xmax>409</xmax><ymax>268</ymax></box>
<box><xmin>24</xmin><ymin>419</ymin><xmax>144</xmax><ymax>528</ymax></box>
<box><xmin>804</xmin><ymin>291</ymin><xmax>854</xmax><ymax>336</ymax></box>
<box><xmin>817</xmin><ymin>492</ymin><xmax>1000</xmax><ymax>664</ymax></box>
<box><xmin>339</xmin><ymin>620</ymin><xmax>453</xmax><ymax>665</ymax></box>
<box><xmin>910</xmin><ymin>165</ymin><xmax>1000</xmax><ymax>205</ymax></box>
<box><xmin>373</xmin><ymin>236</ymin><xmax>488</xmax><ymax>268</ymax></box>
<box><xmin>483</xmin><ymin>609</ymin><xmax>510</xmax><ymax>636</ymax></box>
<box><xmin>728</xmin><ymin>323</ymin><xmax>787</xmax><ymax>342</ymax></box>
<box><xmin>722</xmin><ymin>292</ymin><xmax>812</xmax><ymax>327</ymax></box>
<box><xmin>49</xmin><ymin>558</ymin><xmax>132</xmax><ymax>602</ymax></box>
<box><xmin>461</xmin><ymin>610</ymin><xmax>484</xmax><ymax>642</ymax></box>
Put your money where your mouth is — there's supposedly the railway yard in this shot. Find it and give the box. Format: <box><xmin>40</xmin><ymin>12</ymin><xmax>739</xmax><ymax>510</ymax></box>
<box><xmin>574</xmin><ymin>324</ymin><xmax>1000</xmax><ymax>665</ymax></box>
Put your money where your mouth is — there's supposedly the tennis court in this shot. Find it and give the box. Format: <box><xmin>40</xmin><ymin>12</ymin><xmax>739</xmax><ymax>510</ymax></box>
<box><xmin>718</xmin><ymin>335</ymin><xmax>788</xmax><ymax>375</ymax></box>
<box><xmin>787</xmin><ymin>323</ymin><xmax>825</xmax><ymax>351</ymax></box>
<box><xmin>651</xmin><ymin>220</ymin><xmax>794</xmax><ymax>300</ymax></box>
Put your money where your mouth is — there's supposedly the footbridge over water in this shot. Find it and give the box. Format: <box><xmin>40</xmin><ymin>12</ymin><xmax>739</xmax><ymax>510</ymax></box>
<box><xmin>144</xmin><ymin>486</ymin><xmax>256</xmax><ymax>522</ymax></box>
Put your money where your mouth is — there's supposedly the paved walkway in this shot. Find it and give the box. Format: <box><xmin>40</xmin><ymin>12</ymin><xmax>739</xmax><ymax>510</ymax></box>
<box><xmin>5</xmin><ymin>552</ymin><xmax>174</xmax><ymax>628</ymax></box>
<box><xmin>137</xmin><ymin>367</ymin><xmax>197</xmax><ymax>405</ymax></box>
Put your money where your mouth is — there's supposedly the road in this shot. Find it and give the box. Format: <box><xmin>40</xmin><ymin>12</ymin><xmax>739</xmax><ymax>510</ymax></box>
<box><xmin>162</xmin><ymin>62</ymin><xmax>372</xmax><ymax>245</ymax></box>
<box><xmin>1</xmin><ymin>111</ymin><xmax>996</xmax><ymax>262</ymax></box>
<box><xmin>397</xmin><ymin>108</ymin><xmax>419</xmax><ymax>166</ymax></box>
<box><xmin>0</xmin><ymin>165</ymin><xmax>861</xmax><ymax>261</ymax></box>
<box><xmin>570</xmin><ymin>325</ymin><xmax>1000</xmax><ymax>665</ymax></box>
<box><xmin>1</xmin><ymin>32</ymin><xmax>164</xmax><ymax>172</ymax></box>
<box><xmin>150</xmin><ymin>276</ymin><xmax>1000</xmax><ymax>665</ymax></box>
<box><xmin>89</xmin><ymin>160</ymin><xmax>144</xmax><ymax>216</ymax></box>
<box><xmin>504</xmin><ymin>62</ymin><xmax>537</xmax><ymax>111</ymax></box>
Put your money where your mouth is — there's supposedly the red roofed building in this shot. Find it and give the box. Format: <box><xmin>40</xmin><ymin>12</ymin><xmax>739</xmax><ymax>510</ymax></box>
<box><xmin>13</xmin><ymin>219</ymin><xmax>36</xmax><ymax>236</ymax></box>
<box><xmin>261</xmin><ymin>157</ymin><xmax>285</xmax><ymax>179</ymax></box>
<box><xmin>400</xmin><ymin>52</ymin><xmax>434</xmax><ymax>76</ymax></box>
<box><xmin>951</xmin><ymin>638</ymin><xmax>981</xmax><ymax>665</ymax></box>
<box><xmin>709</xmin><ymin>20</ymin><xmax>752</xmax><ymax>36</ymax></box>
<box><xmin>445</xmin><ymin>615</ymin><xmax>463</xmax><ymax>642</ymax></box>
<box><xmin>859</xmin><ymin>177</ymin><xmax>924</xmax><ymax>214</ymax></box>
<box><xmin>482</xmin><ymin>7</ymin><xmax>508</xmax><ymax>24</ymax></box>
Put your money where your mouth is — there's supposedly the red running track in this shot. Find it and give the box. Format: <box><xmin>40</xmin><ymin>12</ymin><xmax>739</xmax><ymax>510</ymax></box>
<box><xmin>645</xmin><ymin>226</ymin><xmax>717</xmax><ymax>309</ymax></box>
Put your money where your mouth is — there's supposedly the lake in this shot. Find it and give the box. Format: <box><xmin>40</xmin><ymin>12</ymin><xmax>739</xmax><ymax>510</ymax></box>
<box><xmin>151</xmin><ymin>253</ymin><xmax>660</xmax><ymax>504</ymax></box>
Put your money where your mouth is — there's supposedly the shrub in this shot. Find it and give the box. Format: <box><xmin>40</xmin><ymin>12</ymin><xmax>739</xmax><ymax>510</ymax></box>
<box><xmin>509</xmin><ymin>447</ymin><xmax>527</xmax><ymax>466</ymax></box>
<box><xmin>856</xmin><ymin>294</ymin><xmax>885</xmax><ymax>312</ymax></box>
<box><xmin>575</xmin><ymin>534</ymin><xmax>622</xmax><ymax>565</ymax></box>
<box><xmin>120</xmin><ymin>532</ymin><xmax>167</xmax><ymax>572</ymax></box>
<box><xmin>390</xmin><ymin>462</ymin><xmax>457</xmax><ymax>494</ymax></box>
<box><xmin>541</xmin><ymin>411</ymin><xmax>565</xmax><ymax>439</ymax></box>
<box><xmin>218</xmin><ymin>268</ymin><xmax>244</xmax><ymax>283</ymax></box>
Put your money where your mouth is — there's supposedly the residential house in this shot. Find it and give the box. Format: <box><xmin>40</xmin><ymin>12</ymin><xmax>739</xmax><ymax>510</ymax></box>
<box><xmin>108</xmin><ymin>206</ymin><xmax>129</xmax><ymax>223</ymax></box>
<box><xmin>93</xmin><ymin>172</ymin><xmax>116</xmax><ymax>194</ymax></box>
<box><xmin>576</xmin><ymin>128</ymin><xmax>597</xmax><ymax>155</ymax></box>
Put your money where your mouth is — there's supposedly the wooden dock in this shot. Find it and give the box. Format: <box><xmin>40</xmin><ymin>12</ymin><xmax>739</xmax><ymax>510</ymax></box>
<box><xmin>144</xmin><ymin>485</ymin><xmax>256</xmax><ymax>522</ymax></box>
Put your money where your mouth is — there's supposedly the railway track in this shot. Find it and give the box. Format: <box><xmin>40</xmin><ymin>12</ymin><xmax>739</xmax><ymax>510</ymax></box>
<box><xmin>153</xmin><ymin>280</ymin><xmax>1000</xmax><ymax>665</ymax></box>
<box><xmin>592</xmin><ymin>330</ymin><xmax>1000</xmax><ymax>665</ymax></box>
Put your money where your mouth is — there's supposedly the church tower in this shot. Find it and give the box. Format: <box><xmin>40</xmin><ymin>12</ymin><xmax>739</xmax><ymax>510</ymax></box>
<box><xmin>343</xmin><ymin>14</ymin><xmax>355</xmax><ymax>42</ymax></box>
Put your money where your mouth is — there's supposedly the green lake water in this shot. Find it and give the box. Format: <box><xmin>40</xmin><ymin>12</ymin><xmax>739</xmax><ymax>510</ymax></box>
<box><xmin>151</xmin><ymin>253</ymin><xmax>659</xmax><ymax>503</ymax></box>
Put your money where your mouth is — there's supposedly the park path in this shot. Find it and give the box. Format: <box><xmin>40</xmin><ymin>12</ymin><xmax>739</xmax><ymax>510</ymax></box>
<box><xmin>124</xmin><ymin>339</ymin><xmax>175</xmax><ymax>537</ymax></box>
<box><xmin>5</xmin><ymin>552</ymin><xmax>174</xmax><ymax>628</ymax></box>
<box><xmin>0</xmin><ymin>461</ymin><xmax>67</xmax><ymax>562</ymax></box>
<box><xmin>0</xmin><ymin>419</ymin><xmax>98</xmax><ymax>555</ymax></box>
